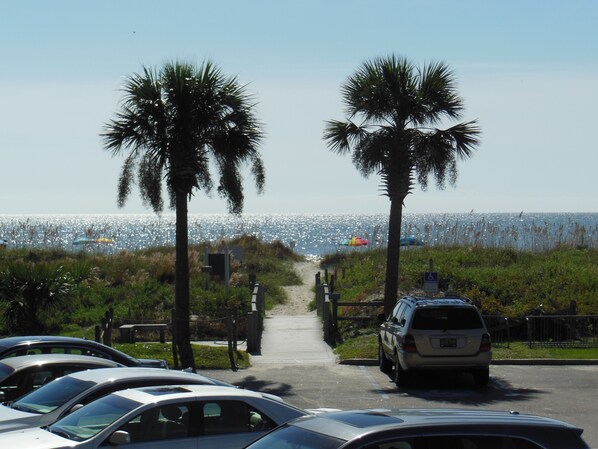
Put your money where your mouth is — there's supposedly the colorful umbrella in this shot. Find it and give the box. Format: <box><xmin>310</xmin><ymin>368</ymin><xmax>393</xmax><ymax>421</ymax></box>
<box><xmin>340</xmin><ymin>236</ymin><xmax>369</xmax><ymax>246</ymax></box>
<box><xmin>400</xmin><ymin>236</ymin><xmax>424</xmax><ymax>246</ymax></box>
<box><xmin>73</xmin><ymin>237</ymin><xmax>114</xmax><ymax>245</ymax></box>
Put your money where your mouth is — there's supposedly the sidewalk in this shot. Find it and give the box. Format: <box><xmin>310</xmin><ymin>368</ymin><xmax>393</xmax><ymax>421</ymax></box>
<box><xmin>250</xmin><ymin>314</ymin><xmax>337</xmax><ymax>365</ymax></box>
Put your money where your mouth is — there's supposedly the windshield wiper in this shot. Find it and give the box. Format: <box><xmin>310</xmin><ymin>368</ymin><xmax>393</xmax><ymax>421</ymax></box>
<box><xmin>10</xmin><ymin>403</ymin><xmax>38</xmax><ymax>413</ymax></box>
<box><xmin>44</xmin><ymin>426</ymin><xmax>72</xmax><ymax>440</ymax></box>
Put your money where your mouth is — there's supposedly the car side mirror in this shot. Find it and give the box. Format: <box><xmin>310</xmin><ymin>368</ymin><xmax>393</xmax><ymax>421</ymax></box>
<box><xmin>109</xmin><ymin>430</ymin><xmax>131</xmax><ymax>445</ymax></box>
<box><xmin>377</xmin><ymin>313</ymin><xmax>386</xmax><ymax>323</ymax></box>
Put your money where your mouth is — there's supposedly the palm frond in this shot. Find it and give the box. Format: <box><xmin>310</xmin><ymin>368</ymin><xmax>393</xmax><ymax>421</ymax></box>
<box><xmin>323</xmin><ymin>120</ymin><xmax>367</xmax><ymax>155</ymax></box>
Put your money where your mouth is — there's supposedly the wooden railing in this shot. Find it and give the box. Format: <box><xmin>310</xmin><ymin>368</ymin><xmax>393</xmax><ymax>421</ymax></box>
<box><xmin>246</xmin><ymin>283</ymin><xmax>265</xmax><ymax>354</ymax></box>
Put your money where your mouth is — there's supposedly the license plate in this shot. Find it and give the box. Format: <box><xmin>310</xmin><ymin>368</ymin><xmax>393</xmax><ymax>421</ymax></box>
<box><xmin>440</xmin><ymin>338</ymin><xmax>457</xmax><ymax>348</ymax></box>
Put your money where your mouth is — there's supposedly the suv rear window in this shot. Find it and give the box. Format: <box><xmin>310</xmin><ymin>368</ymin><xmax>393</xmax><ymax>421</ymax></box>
<box><xmin>412</xmin><ymin>307</ymin><xmax>483</xmax><ymax>330</ymax></box>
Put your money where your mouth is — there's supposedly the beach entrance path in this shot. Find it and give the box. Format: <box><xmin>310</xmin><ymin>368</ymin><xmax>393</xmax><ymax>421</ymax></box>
<box><xmin>250</xmin><ymin>261</ymin><xmax>337</xmax><ymax>366</ymax></box>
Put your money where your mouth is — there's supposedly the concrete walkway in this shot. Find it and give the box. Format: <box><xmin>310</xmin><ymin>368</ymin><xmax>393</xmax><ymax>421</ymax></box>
<box><xmin>249</xmin><ymin>261</ymin><xmax>337</xmax><ymax>366</ymax></box>
<box><xmin>250</xmin><ymin>314</ymin><xmax>337</xmax><ymax>365</ymax></box>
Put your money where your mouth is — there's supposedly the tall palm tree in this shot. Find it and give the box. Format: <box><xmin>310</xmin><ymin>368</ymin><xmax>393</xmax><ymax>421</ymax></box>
<box><xmin>102</xmin><ymin>61</ymin><xmax>265</xmax><ymax>369</ymax></box>
<box><xmin>324</xmin><ymin>55</ymin><xmax>480</xmax><ymax>315</ymax></box>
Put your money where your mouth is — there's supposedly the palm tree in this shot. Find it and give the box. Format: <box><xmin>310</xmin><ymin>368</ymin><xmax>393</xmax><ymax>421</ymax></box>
<box><xmin>102</xmin><ymin>61</ymin><xmax>265</xmax><ymax>369</ymax></box>
<box><xmin>0</xmin><ymin>262</ymin><xmax>75</xmax><ymax>335</ymax></box>
<box><xmin>324</xmin><ymin>55</ymin><xmax>480</xmax><ymax>315</ymax></box>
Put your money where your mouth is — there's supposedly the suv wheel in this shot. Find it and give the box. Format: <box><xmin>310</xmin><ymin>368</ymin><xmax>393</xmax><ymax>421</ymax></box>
<box><xmin>378</xmin><ymin>341</ymin><xmax>392</xmax><ymax>372</ymax></box>
<box><xmin>393</xmin><ymin>353</ymin><xmax>410</xmax><ymax>387</ymax></box>
<box><xmin>472</xmin><ymin>367</ymin><xmax>490</xmax><ymax>387</ymax></box>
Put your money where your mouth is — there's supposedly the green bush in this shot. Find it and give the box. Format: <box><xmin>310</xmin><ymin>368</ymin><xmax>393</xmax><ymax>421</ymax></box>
<box><xmin>0</xmin><ymin>235</ymin><xmax>302</xmax><ymax>338</ymax></box>
<box><xmin>327</xmin><ymin>246</ymin><xmax>598</xmax><ymax>317</ymax></box>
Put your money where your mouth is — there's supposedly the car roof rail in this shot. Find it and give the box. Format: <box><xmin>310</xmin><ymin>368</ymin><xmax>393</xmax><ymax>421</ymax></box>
<box><xmin>402</xmin><ymin>294</ymin><xmax>474</xmax><ymax>305</ymax></box>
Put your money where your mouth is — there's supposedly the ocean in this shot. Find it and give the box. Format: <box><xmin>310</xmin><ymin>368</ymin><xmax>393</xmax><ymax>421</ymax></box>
<box><xmin>1</xmin><ymin>212</ymin><xmax>597</xmax><ymax>259</ymax></box>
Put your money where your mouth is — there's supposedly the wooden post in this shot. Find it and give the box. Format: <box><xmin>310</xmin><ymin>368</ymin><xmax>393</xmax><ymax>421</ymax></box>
<box><xmin>322</xmin><ymin>284</ymin><xmax>330</xmax><ymax>343</ymax></box>
<box><xmin>227</xmin><ymin>309</ymin><xmax>238</xmax><ymax>371</ymax></box>
<box><xmin>171</xmin><ymin>308</ymin><xmax>179</xmax><ymax>370</ymax></box>
<box><xmin>233</xmin><ymin>307</ymin><xmax>238</xmax><ymax>352</ymax></box>
<box><xmin>100</xmin><ymin>308</ymin><xmax>113</xmax><ymax>346</ymax></box>
<box><xmin>330</xmin><ymin>292</ymin><xmax>340</xmax><ymax>334</ymax></box>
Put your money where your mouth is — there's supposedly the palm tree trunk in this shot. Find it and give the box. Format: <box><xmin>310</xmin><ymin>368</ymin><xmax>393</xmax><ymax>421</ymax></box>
<box><xmin>383</xmin><ymin>198</ymin><xmax>403</xmax><ymax>316</ymax></box>
<box><xmin>174</xmin><ymin>191</ymin><xmax>195</xmax><ymax>371</ymax></box>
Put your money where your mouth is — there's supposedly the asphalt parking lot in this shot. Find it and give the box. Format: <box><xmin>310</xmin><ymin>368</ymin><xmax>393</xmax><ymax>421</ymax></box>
<box><xmin>201</xmin><ymin>363</ymin><xmax>598</xmax><ymax>448</ymax></box>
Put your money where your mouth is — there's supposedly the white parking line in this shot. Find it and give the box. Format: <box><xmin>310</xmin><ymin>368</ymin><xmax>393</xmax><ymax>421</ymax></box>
<box><xmin>359</xmin><ymin>366</ymin><xmax>390</xmax><ymax>400</ymax></box>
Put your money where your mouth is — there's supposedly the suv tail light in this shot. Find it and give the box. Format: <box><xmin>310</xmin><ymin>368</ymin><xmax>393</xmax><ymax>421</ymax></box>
<box><xmin>401</xmin><ymin>334</ymin><xmax>417</xmax><ymax>353</ymax></box>
<box><xmin>479</xmin><ymin>333</ymin><xmax>491</xmax><ymax>352</ymax></box>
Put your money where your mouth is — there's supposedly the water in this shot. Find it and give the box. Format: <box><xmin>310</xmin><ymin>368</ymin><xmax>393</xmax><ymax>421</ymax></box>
<box><xmin>1</xmin><ymin>212</ymin><xmax>597</xmax><ymax>258</ymax></box>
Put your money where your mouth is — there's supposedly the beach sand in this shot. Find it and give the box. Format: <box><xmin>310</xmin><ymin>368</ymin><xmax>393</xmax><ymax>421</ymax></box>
<box><xmin>269</xmin><ymin>260</ymin><xmax>320</xmax><ymax>316</ymax></box>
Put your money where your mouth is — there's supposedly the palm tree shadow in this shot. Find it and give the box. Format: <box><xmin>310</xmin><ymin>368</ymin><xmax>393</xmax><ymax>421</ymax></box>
<box><xmin>231</xmin><ymin>375</ymin><xmax>295</xmax><ymax>398</ymax></box>
<box><xmin>380</xmin><ymin>371</ymin><xmax>544</xmax><ymax>406</ymax></box>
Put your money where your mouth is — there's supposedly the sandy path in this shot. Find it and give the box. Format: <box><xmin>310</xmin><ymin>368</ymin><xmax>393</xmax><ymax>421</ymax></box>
<box><xmin>268</xmin><ymin>260</ymin><xmax>320</xmax><ymax>316</ymax></box>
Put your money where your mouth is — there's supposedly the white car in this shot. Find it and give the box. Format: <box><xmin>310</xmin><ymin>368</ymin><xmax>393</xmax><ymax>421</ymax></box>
<box><xmin>0</xmin><ymin>354</ymin><xmax>122</xmax><ymax>403</ymax></box>
<box><xmin>0</xmin><ymin>367</ymin><xmax>232</xmax><ymax>433</ymax></box>
<box><xmin>379</xmin><ymin>295</ymin><xmax>492</xmax><ymax>387</ymax></box>
<box><xmin>0</xmin><ymin>385</ymin><xmax>309</xmax><ymax>449</ymax></box>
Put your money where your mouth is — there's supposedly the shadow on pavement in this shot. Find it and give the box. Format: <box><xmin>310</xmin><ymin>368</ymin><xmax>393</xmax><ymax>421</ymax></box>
<box><xmin>231</xmin><ymin>375</ymin><xmax>295</xmax><ymax>398</ymax></box>
<box><xmin>379</xmin><ymin>371</ymin><xmax>545</xmax><ymax>406</ymax></box>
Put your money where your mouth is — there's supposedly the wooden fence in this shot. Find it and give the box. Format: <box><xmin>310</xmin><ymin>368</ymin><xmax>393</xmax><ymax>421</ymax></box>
<box><xmin>246</xmin><ymin>283</ymin><xmax>265</xmax><ymax>353</ymax></box>
<box><xmin>316</xmin><ymin>279</ymin><xmax>598</xmax><ymax>349</ymax></box>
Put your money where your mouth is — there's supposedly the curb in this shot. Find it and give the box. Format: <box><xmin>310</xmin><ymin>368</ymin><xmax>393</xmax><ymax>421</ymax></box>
<box><xmin>339</xmin><ymin>358</ymin><xmax>598</xmax><ymax>366</ymax></box>
<box><xmin>490</xmin><ymin>359</ymin><xmax>598</xmax><ymax>365</ymax></box>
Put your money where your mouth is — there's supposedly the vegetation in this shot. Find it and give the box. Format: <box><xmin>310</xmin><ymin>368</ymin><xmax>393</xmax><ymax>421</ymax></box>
<box><xmin>102</xmin><ymin>60</ymin><xmax>265</xmax><ymax>370</ymax></box>
<box><xmin>333</xmin><ymin>335</ymin><xmax>598</xmax><ymax>362</ymax></box>
<box><xmin>0</xmin><ymin>261</ymin><xmax>76</xmax><ymax>334</ymax></box>
<box><xmin>2</xmin><ymin>240</ymin><xmax>597</xmax><ymax>366</ymax></box>
<box><xmin>323</xmin><ymin>246</ymin><xmax>598</xmax><ymax>361</ymax></box>
<box><xmin>115</xmin><ymin>343</ymin><xmax>250</xmax><ymax>370</ymax></box>
<box><xmin>323</xmin><ymin>246</ymin><xmax>598</xmax><ymax>316</ymax></box>
<box><xmin>0</xmin><ymin>236</ymin><xmax>299</xmax><ymax>346</ymax></box>
<box><xmin>323</xmin><ymin>55</ymin><xmax>480</xmax><ymax>316</ymax></box>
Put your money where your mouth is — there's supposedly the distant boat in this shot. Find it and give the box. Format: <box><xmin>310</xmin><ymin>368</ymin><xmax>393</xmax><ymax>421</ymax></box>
<box><xmin>400</xmin><ymin>236</ymin><xmax>424</xmax><ymax>247</ymax></box>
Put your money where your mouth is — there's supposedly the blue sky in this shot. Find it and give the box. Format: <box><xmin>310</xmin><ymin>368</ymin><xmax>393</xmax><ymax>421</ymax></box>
<box><xmin>1</xmin><ymin>0</ymin><xmax>597</xmax><ymax>214</ymax></box>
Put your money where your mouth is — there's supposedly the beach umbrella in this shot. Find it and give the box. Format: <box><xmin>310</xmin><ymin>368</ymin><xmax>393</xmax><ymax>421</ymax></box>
<box><xmin>399</xmin><ymin>236</ymin><xmax>424</xmax><ymax>247</ymax></box>
<box><xmin>73</xmin><ymin>237</ymin><xmax>114</xmax><ymax>245</ymax></box>
<box><xmin>95</xmin><ymin>237</ymin><xmax>114</xmax><ymax>244</ymax></box>
<box><xmin>340</xmin><ymin>236</ymin><xmax>369</xmax><ymax>246</ymax></box>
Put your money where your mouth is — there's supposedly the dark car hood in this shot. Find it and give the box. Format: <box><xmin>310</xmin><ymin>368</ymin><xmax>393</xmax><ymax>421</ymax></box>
<box><xmin>137</xmin><ymin>358</ymin><xmax>168</xmax><ymax>369</ymax></box>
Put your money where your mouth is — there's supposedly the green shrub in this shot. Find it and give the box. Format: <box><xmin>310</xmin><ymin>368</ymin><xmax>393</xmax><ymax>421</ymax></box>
<box><xmin>0</xmin><ymin>236</ymin><xmax>301</xmax><ymax>337</ymax></box>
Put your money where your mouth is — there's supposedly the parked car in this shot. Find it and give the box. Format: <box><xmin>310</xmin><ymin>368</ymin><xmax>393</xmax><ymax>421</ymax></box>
<box><xmin>0</xmin><ymin>354</ymin><xmax>121</xmax><ymax>402</ymax></box>
<box><xmin>379</xmin><ymin>295</ymin><xmax>492</xmax><ymax>387</ymax></box>
<box><xmin>0</xmin><ymin>336</ymin><xmax>167</xmax><ymax>368</ymax></box>
<box><xmin>244</xmin><ymin>408</ymin><xmax>590</xmax><ymax>449</ymax></box>
<box><xmin>0</xmin><ymin>384</ymin><xmax>310</xmax><ymax>449</ymax></box>
<box><xmin>0</xmin><ymin>367</ymin><xmax>232</xmax><ymax>432</ymax></box>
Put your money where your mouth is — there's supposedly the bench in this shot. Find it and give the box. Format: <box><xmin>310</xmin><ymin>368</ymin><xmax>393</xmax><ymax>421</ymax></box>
<box><xmin>119</xmin><ymin>324</ymin><xmax>168</xmax><ymax>343</ymax></box>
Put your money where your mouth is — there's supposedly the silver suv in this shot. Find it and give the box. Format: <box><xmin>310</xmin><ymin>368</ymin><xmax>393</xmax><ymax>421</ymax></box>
<box><xmin>379</xmin><ymin>295</ymin><xmax>491</xmax><ymax>387</ymax></box>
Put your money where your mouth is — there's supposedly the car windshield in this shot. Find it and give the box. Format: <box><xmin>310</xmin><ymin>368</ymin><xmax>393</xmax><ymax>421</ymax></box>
<box><xmin>106</xmin><ymin>347</ymin><xmax>140</xmax><ymax>365</ymax></box>
<box><xmin>246</xmin><ymin>424</ymin><xmax>344</xmax><ymax>449</ymax></box>
<box><xmin>12</xmin><ymin>377</ymin><xmax>96</xmax><ymax>414</ymax></box>
<box><xmin>412</xmin><ymin>307</ymin><xmax>483</xmax><ymax>330</ymax></box>
<box><xmin>47</xmin><ymin>394</ymin><xmax>139</xmax><ymax>442</ymax></box>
